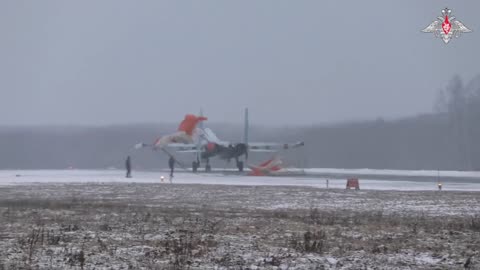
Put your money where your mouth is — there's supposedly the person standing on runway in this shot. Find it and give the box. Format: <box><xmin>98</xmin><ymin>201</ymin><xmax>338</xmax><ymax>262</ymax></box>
<box><xmin>168</xmin><ymin>156</ymin><xmax>175</xmax><ymax>183</ymax></box>
<box><xmin>125</xmin><ymin>156</ymin><xmax>132</xmax><ymax>178</ymax></box>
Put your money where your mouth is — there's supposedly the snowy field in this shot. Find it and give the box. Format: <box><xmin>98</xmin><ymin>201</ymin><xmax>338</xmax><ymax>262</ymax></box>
<box><xmin>1</xmin><ymin>169</ymin><xmax>480</xmax><ymax>191</ymax></box>
<box><xmin>304</xmin><ymin>168</ymin><xmax>480</xmax><ymax>179</ymax></box>
<box><xmin>1</xmin><ymin>170</ymin><xmax>480</xmax><ymax>269</ymax></box>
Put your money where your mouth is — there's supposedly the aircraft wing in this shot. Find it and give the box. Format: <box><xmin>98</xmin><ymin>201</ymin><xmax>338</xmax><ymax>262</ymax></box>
<box><xmin>248</xmin><ymin>141</ymin><xmax>304</xmax><ymax>152</ymax></box>
<box><xmin>165</xmin><ymin>143</ymin><xmax>198</xmax><ymax>151</ymax></box>
<box><xmin>134</xmin><ymin>142</ymin><xmax>197</xmax><ymax>151</ymax></box>
<box><xmin>175</xmin><ymin>149</ymin><xmax>200</xmax><ymax>153</ymax></box>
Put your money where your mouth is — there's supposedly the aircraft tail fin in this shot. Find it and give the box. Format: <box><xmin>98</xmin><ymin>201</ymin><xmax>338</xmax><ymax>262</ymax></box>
<box><xmin>243</xmin><ymin>107</ymin><xmax>249</xmax><ymax>160</ymax></box>
<box><xmin>243</xmin><ymin>108</ymin><xmax>249</xmax><ymax>145</ymax></box>
<box><xmin>203</xmin><ymin>128</ymin><xmax>222</xmax><ymax>143</ymax></box>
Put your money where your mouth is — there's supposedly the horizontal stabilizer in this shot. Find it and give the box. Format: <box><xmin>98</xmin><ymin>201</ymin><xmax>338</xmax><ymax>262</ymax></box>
<box><xmin>134</xmin><ymin>142</ymin><xmax>197</xmax><ymax>151</ymax></box>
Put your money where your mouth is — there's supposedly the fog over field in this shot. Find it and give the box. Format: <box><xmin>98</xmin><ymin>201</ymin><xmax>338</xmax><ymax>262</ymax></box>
<box><xmin>2</xmin><ymin>74</ymin><xmax>480</xmax><ymax>171</ymax></box>
<box><xmin>2</xmin><ymin>1</ymin><xmax>479</xmax><ymax>171</ymax></box>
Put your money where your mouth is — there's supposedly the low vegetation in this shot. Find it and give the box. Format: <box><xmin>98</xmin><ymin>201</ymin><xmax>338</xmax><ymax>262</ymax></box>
<box><xmin>0</xmin><ymin>183</ymin><xmax>479</xmax><ymax>269</ymax></box>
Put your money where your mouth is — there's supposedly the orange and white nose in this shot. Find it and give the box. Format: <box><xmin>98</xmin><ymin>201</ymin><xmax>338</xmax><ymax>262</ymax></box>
<box><xmin>153</xmin><ymin>137</ymin><xmax>163</xmax><ymax>147</ymax></box>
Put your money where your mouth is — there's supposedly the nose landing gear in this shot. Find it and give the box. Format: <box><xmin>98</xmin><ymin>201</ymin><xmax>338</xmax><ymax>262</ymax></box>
<box><xmin>192</xmin><ymin>159</ymin><xmax>212</xmax><ymax>172</ymax></box>
<box><xmin>192</xmin><ymin>161</ymin><xmax>199</xmax><ymax>173</ymax></box>
<box><xmin>205</xmin><ymin>158</ymin><xmax>212</xmax><ymax>172</ymax></box>
<box><xmin>235</xmin><ymin>157</ymin><xmax>244</xmax><ymax>172</ymax></box>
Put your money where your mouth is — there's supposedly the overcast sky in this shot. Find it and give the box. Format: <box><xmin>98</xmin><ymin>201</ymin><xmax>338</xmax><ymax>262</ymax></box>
<box><xmin>1</xmin><ymin>1</ymin><xmax>478</xmax><ymax>126</ymax></box>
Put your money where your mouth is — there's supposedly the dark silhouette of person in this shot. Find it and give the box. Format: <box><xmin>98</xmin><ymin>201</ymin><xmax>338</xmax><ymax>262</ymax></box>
<box><xmin>125</xmin><ymin>156</ymin><xmax>132</xmax><ymax>178</ymax></box>
<box><xmin>168</xmin><ymin>156</ymin><xmax>175</xmax><ymax>178</ymax></box>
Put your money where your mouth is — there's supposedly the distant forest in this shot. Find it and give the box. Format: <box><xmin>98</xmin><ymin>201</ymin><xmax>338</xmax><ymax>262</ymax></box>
<box><xmin>2</xmin><ymin>75</ymin><xmax>480</xmax><ymax>171</ymax></box>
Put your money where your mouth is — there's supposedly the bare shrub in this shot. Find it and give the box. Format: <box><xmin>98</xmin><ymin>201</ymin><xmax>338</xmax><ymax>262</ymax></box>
<box><xmin>305</xmin><ymin>208</ymin><xmax>338</xmax><ymax>226</ymax></box>
<box><xmin>154</xmin><ymin>227</ymin><xmax>218</xmax><ymax>269</ymax></box>
<box><xmin>469</xmin><ymin>215</ymin><xmax>480</xmax><ymax>231</ymax></box>
<box><xmin>98</xmin><ymin>223</ymin><xmax>112</xmax><ymax>231</ymax></box>
<box><xmin>212</xmin><ymin>253</ymin><xmax>246</xmax><ymax>268</ymax></box>
<box><xmin>64</xmin><ymin>248</ymin><xmax>86</xmax><ymax>269</ymax></box>
<box><xmin>290</xmin><ymin>230</ymin><xmax>327</xmax><ymax>254</ymax></box>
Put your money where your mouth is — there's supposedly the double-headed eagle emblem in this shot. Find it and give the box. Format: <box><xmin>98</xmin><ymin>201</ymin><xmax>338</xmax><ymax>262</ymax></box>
<box><xmin>422</xmin><ymin>8</ymin><xmax>472</xmax><ymax>44</ymax></box>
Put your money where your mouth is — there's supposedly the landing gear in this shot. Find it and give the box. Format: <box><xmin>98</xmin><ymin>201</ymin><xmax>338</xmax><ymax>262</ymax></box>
<box><xmin>205</xmin><ymin>158</ymin><xmax>211</xmax><ymax>172</ymax></box>
<box><xmin>192</xmin><ymin>161</ymin><xmax>199</xmax><ymax>173</ymax></box>
<box><xmin>236</xmin><ymin>160</ymin><xmax>244</xmax><ymax>172</ymax></box>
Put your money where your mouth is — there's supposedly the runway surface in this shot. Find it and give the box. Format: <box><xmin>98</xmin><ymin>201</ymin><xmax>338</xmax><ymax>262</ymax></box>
<box><xmin>1</xmin><ymin>169</ymin><xmax>480</xmax><ymax>191</ymax></box>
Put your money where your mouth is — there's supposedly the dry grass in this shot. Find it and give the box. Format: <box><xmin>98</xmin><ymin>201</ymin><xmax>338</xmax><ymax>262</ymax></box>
<box><xmin>0</xmin><ymin>183</ymin><xmax>479</xmax><ymax>269</ymax></box>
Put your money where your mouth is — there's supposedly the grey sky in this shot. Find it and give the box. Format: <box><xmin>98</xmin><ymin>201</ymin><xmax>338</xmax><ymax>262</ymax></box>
<box><xmin>1</xmin><ymin>1</ymin><xmax>478</xmax><ymax>126</ymax></box>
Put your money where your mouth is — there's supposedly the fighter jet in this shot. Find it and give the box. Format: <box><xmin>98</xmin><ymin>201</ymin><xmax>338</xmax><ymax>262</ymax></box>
<box><xmin>173</xmin><ymin>108</ymin><xmax>304</xmax><ymax>172</ymax></box>
<box><xmin>134</xmin><ymin>114</ymin><xmax>207</xmax><ymax>167</ymax></box>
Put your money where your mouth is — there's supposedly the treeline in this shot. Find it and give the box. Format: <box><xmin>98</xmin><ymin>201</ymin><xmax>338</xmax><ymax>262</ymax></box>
<box><xmin>1</xmin><ymin>75</ymin><xmax>479</xmax><ymax>170</ymax></box>
<box><xmin>433</xmin><ymin>74</ymin><xmax>480</xmax><ymax>170</ymax></box>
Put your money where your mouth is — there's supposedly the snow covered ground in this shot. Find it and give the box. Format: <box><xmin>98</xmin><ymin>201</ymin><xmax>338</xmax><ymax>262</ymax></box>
<box><xmin>304</xmin><ymin>168</ymin><xmax>480</xmax><ymax>179</ymax></box>
<box><xmin>1</xmin><ymin>169</ymin><xmax>480</xmax><ymax>269</ymax></box>
<box><xmin>1</xmin><ymin>169</ymin><xmax>480</xmax><ymax>191</ymax></box>
<box><xmin>1</xmin><ymin>181</ymin><xmax>479</xmax><ymax>269</ymax></box>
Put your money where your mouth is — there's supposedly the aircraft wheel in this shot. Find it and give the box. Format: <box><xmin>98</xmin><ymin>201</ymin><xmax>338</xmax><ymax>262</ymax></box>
<box><xmin>206</xmin><ymin>165</ymin><xmax>212</xmax><ymax>172</ymax></box>
<box><xmin>237</xmin><ymin>161</ymin><xmax>244</xmax><ymax>172</ymax></box>
<box><xmin>192</xmin><ymin>161</ymin><xmax>198</xmax><ymax>172</ymax></box>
